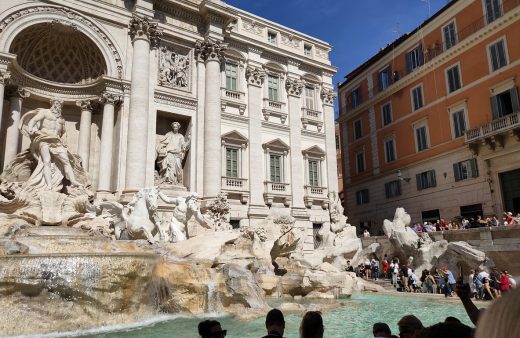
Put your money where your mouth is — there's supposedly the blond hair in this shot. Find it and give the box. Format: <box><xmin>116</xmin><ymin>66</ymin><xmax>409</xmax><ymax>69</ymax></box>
<box><xmin>475</xmin><ymin>287</ymin><xmax>520</xmax><ymax>338</ymax></box>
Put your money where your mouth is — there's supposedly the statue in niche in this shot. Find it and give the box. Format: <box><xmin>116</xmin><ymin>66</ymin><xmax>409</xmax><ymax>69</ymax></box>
<box><xmin>159</xmin><ymin>47</ymin><xmax>189</xmax><ymax>88</ymax></box>
<box><xmin>156</xmin><ymin>121</ymin><xmax>191</xmax><ymax>186</ymax></box>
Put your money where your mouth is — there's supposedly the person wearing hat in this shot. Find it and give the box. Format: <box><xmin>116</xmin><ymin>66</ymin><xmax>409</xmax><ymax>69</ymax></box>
<box><xmin>372</xmin><ymin>322</ymin><xmax>393</xmax><ymax>337</ymax></box>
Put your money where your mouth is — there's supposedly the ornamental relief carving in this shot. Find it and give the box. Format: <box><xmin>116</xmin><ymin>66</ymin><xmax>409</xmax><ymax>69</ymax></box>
<box><xmin>320</xmin><ymin>89</ymin><xmax>336</xmax><ymax>106</ymax></box>
<box><xmin>242</xmin><ymin>19</ymin><xmax>264</xmax><ymax>36</ymax></box>
<box><xmin>129</xmin><ymin>15</ymin><xmax>163</xmax><ymax>47</ymax></box>
<box><xmin>195</xmin><ymin>39</ymin><xmax>227</xmax><ymax>63</ymax></box>
<box><xmin>245</xmin><ymin>66</ymin><xmax>265</xmax><ymax>86</ymax></box>
<box><xmin>315</xmin><ymin>47</ymin><xmax>329</xmax><ymax>60</ymax></box>
<box><xmin>281</xmin><ymin>34</ymin><xmax>301</xmax><ymax>49</ymax></box>
<box><xmin>158</xmin><ymin>46</ymin><xmax>191</xmax><ymax>91</ymax></box>
<box><xmin>285</xmin><ymin>78</ymin><xmax>304</xmax><ymax>97</ymax></box>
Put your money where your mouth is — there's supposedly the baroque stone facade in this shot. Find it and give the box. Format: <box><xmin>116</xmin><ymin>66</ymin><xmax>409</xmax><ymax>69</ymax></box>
<box><xmin>0</xmin><ymin>0</ymin><xmax>337</xmax><ymax>255</ymax></box>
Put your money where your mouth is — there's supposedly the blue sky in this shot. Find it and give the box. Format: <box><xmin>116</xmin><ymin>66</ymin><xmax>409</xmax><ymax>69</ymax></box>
<box><xmin>225</xmin><ymin>0</ymin><xmax>449</xmax><ymax>95</ymax></box>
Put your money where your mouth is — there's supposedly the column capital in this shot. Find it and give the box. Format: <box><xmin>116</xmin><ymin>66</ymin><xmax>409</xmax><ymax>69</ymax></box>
<box><xmin>7</xmin><ymin>86</ymin><xmax>30</xmax><ymax>99</ymax></box>
<box><xmin>195</xmin><ymin>38</ymin><xmax>227</xmax><ymax>63</ymax></box>
<box><xmin>285</xmin><ymin>78</ymin><xmax>304</xmax><ymax>97</ymax></box>
<box><xmin>99</xmin><ymin>91</ymin><xmax>120</xmax><ymax>105</ymax></box>
<box><xmin>321</xmin><ymin>89</ymin><xmax>337</xmax><ymax>106</ymax></box>
<box><xmin>129</xmin><ymin>15</ymin><xmax>163</xmax><ymax>47</ymax></box>
<box><xmin>0</xmin><ymin>70</ymin><xmax>11</xmax><ymax>85</ymax></box>
<box><xmin>76</xmin><ymin>99</ymin><xmax>94</xmax><ymax>111</ymax></box>
<box><xmin>245</xmin><ymin>66</ymin><xmax>265</xmax><ymax>87</ymax></box>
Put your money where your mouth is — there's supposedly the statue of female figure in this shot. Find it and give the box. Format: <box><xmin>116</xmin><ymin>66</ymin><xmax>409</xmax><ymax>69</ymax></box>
<box><xmin>156</xmin><ymin>122</ymin><xmax>190</xmax><ymax>185</ymax></box>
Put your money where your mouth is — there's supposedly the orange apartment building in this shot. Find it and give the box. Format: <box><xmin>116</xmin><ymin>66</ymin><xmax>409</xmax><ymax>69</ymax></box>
<box><xmin>338</xmin><ymin>0</ymin><xmax>520</xmax><ymax>234</ymax></box>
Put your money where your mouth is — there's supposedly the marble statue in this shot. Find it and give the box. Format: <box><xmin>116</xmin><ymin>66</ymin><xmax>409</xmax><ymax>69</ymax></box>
<box><xmin>156</xmin><ymin>122</ymin><xmax>191</xmax><ymax>186</ymax></box>
<box><xmin>327</xmin><ymin>191</ymin><xmax>350</xmax><ymax>233</ymax></box>
<box><xmin>18</xmin><ymin>98</ymin><xmax>84</xmax><ymax>190</ymax></box>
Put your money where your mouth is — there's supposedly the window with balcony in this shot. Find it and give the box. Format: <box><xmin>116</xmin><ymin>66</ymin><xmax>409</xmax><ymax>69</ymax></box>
<box><xmin>454</xmin><ymin>159</ymin><xmax>479</xmax><ymax>182</ymax></box>
<box><xmin>356</xmin><ymin>150</ymin><xmax>365</xmax><ymax>173</ymax></box>
<box><xmin>384</xmin><ymin>137</ymin><xmax>396</xmax><ymax>163</ymax></box>
<box><xmin>378</xmin><ymin>65</ymin><xmax>392</xmax><ymax>92</ymax></box>
<box><xmin>488</xmin><ymin>38</ymin><xmax>508</xmax><ymax>72</ymax></box>
<box><xmin>354</xmin><ymin>119</ymin><xmax>363</xmax><ymax>140</ymax></box>
<box><xmin>451</xmin><ymin>109</ymin><xmax>467</xmax><ymax>138</ymax></box>
<box><xmin>350</xmin><ymin>87</ymin><xmax>362</xmax><ymax>110</ymax></box>
<box><xmin>267</xmin><ymin>74</ymin><xmax>279</xmax><ymax>102</ymax></box>
<box><xmin>443</xmin><ymin>21</ymin><xmax>457</xmax><ymax>50</ymax></box>
<box><xmin>308</xmin><ymin>159</ymin><xmax>320</xmax><ymax>187</ymax></box>
<box><xmin>356</xmin><ymin>189</ymin><xmax>370</xmax><ymax>205</ymax></box>
<box><xmin>411</xmin><ymin>85</ymin><xmax>424</xmax><ymax>111</ymax></box>
<box><xmin>305</xmin><ymin>86</ymin><xmax>316</xmax><ymax>110</ymax></box>
<box><xmin>268</xmin><ymin>31</ymin><xmax>277</xmax><ymax>44</ymax></box>
<box><xmin>225</xmin><ymin>147</ymin><xmax>239</xmax><ymax>177</ymax></box>
<box><xmin>385</xmin><ymin>180</ymin><xmax>401</xmax><ymax>198</ymax></box>
<box><xmin>270</xmin><ymin>154</ymin><xmax>282</xmax><ymax>183</ymax></box>
<box><xmin>382</xmin><ymin>103</ymin><xmax>392</xmax><ymax>126</ymax></box>
<box><xmin>225</xmin><ymin>62</ymin><xmax>238</xmax><ymax>91</ymax></box>
<box><xmin>446</xmin><ymin>64</ymin><xmax>462</xmax><ymax>93</ymax></box>
<box><xmin>414</xmin><ymin>121</ymin><xmax>429</xmax><ymax>152</ymax></box>
<box><xmin>406</xmin><ymin>45</ymin><xmax>424</xmax><ymax>73</ymax></box>
<box><xmin>416</xmin><ymin>170</ymin><xmax>437</xmax><ymax>190</ymax></box>
<box><xmin>491</xmin><ymin>87</ymin><xmax>520</xmax><ymax>119</ymax></box>
<box><xmin>221</xmin><ymin>130</ymin><xmax>248</xmax><ymax>192</ymax></box>
<box><xmin>485</xmin><ymin>0</ymin><xmax>503</xmax><ymax>23</ymax></box>
<box><xmin>304</xmin><ymin>44</ymin><xmax>312</xmax><ymax>56</ymax></box>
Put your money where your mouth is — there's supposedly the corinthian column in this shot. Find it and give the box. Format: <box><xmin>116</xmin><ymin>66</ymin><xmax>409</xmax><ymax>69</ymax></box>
<box><xmin>245</xmin><ymin>66</ymin><xmax>268</xmax><ymax>217</ymax></box>
<box><xmin>124</xmin><ymin>15</ymin><xmax>162</xmax><ymax>193</ymax></box>
<box><xmin>97</xmin><ymin>92</ymin><xmax>118</xmax><ymax>193</ymax></box>
<box><xmin>321</xmin><ymin>89</ymin><xmax>339</xmax><ymax>194</ymax></box>
<box><xmin>76</xmin><ymin>99</ymin><xmax>93</xmax><ymax>169</ymax></box>
<box><xmin>0</xmin><ymin>70</ymin><xmax>11</xmax><ymax>137</ymax></box>
<box><xmin>285</xmin><ymin>78</ymin><xmax>306</xmax><ymax>211</ymax></box>
<box><xmin>4</xmin><ymin>87</ymin><xmax>29</xmax><ymax>169</ymax></box>
<box><xmin>195</xmin><ymin>39</ymin><xmax>227</xmax><ymax>198</ymax></box>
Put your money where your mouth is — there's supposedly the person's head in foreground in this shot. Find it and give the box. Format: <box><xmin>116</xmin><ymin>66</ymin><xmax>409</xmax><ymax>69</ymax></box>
<box><xmin>265</xmin><ymin>308</ymin><xmax>285</xmax><ymax>336</ymax></box>
<box><xmin>475</xmin><ymin>287</ymin><xmax>520</xmax><ymax>338</ymax></box>
<box><xmin>300</xmin><ymin>311</ymin><xmax>324</xmax><ymax>338</ymax></box>
<box><xmin>198</xmin><ymin>320</ymin><xmax>226</xmax><ymax>338</ymax></box>
<box><xmin>417</xmin><ymin>322</ymin><xmax>474</xmax><ymax>338</ymax></box>
<box><xmin>397</xmin><ymin>315</ymin><xmax>424</xmax><ymax>338</ymax></box>
<box><xmin>373</xmin><ymin>322</ymin><xmax>392</xmax><ymax>337</ymax></box>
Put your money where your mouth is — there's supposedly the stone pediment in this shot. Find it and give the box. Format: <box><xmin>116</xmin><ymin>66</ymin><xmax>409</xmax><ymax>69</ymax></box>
<box><xmin>222</xmin><ymin>130</ymin><xmax>248</xmax><ymax>147</ymax></box>
<box><xmin>302</xmin><ymin>145</ymin><xmax>325</xmax><ymax>158</ymax></box>
<box><xmin>262</xmin><ymin>138</ymin><xmax>290</xmax><ymax>152</ymax></box>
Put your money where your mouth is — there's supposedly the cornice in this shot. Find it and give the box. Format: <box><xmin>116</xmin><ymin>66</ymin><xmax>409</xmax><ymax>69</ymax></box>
<box><xmin>222</xmin><ymin>112</ymin><xmax>249</xmax><ymax>123</ymax></box>
<box><xmin>302</xmin><ymin>129</ymin><xmax>326</xmax><ymax>139</ymax></box>
<box><xmin>261</xmin><ymin>120</ymin><xmax>290</xmax><ymax>132</ymax></box>
<box><xmin>154</xmin><ymin>90</ymin><xmax>197</xmax><ymax>110</ymax></box>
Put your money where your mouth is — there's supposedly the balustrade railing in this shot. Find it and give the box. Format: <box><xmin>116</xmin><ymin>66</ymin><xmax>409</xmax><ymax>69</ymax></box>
<box><xmin>465</xmin><ymin>111</ymin><xmax>520</xmax><ymax>143</ymax></box>
<box><xmin>221</xmin><ymin>177</ymin><xmax>247</xmax><ymax>191</ymax></box>
<box><xmin>264</xmin><ymin>181</ymin><xmax>290</xmax><ymax>194</ymax></box>
<box><xmin>304</xmin><ymin>185</ymin><xmax>327</xmax><ymax>197</ymax></box>
<box><xmin>301</xmin><ymin>108</ymin><xmax>322</xmax><ymax>121</ymax></box>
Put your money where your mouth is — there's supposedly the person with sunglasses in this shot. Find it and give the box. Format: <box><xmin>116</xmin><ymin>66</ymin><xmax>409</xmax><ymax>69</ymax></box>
<box><xmin>198</xmin><ymin>320</ymin><xmax>227</xmax><ymax>338</ymax></box>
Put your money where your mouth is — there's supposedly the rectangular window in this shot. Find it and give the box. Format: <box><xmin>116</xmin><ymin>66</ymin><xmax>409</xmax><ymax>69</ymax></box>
<box><xmin>350</xmin><ymin>87</ymin><xmax>362</xmax><ymax>110</ymax></box>
<box><xmin>382</xmin><ymin>103</ymin><xmax>392</xmax><ymax>126</ymax></box>
<box><xmin>356</xmin><ymin>151</ymin><xmax>365</xmax><ymax>173</ymax></box>
<box><xmin>385</xmin><ymin>138</ymin><xmax>396</xmax><ymax>163</ymax></box>
<box><xmin>416</xmin><ymin>170</ymin><xmax>437</xmax><ymax>190</ymax></box>
<box><xmin>305</xmin><ymin>86</ymin><xmax>315</xmax><ymax>110</ymax></box>
<box><xmin>491</xmin><ymin>87</ymin><xmax>520</xmax><ymax>119</ymax></box>
<box><xmin>270</xmin><ymin>154</ymin><xmax>282</xmax><ymax>182</ymax></box>
<box><xmin>313</xmin><ymin>223</ymin><xmax>322</xmax><ymax>249</ymax></box>
<box><xmin>446</xmin><ymin>65</ymin><xmax>462</xmax><ymax>93</ymax></box>
<box><xmin>225</xmin><ymin>147</ymin><xmax>239</xmax><ymax>177</ymax></box>
<box><xmin>489</xmin><ymin>39</ymin><xmax>508</xmax><ymax>71</ymax></box>
<box><xmin>443</xmin><ymin>21</ymin><xmax>457</xmax><ymax>50</ymax></box>
<box><xmin>406</xmin><ymin>45</ymin><xmax>424</xmax><ymax>73</ymax></box>
<box><xmin>451</xmin><ymin>109</ymin><xmax>467</xmax><ymax>138</ymax></box>
<box><xmin>378</xmin><ymin>65</ymin><xmax>392</xmax><ymax>92</ymax></box>
<box><xmin>268</xmin><ymin>31</ymin><xmax>277</xmax><ymax>44</ymax></box>
<box><xmin>356</xmin><ymin>189</ymin><xmax>370</xmax><ymax>205</ymax></box>
<box><xmin>354</xmin><ymin>120</ymin><xmax>362</xmax><ymax>140</ymax></box>
<box><xmin>412</xmin><ymin>85</ymin><xmax>424</xmax><ymax>111</ymax></box>
<box><xmin>485</xmin><ymin>0</ymin><xmax>503</xmax><ymax>23</ymax></box>
<box><xmin>304</xmin><ymin>44</ymin><xmax>312</xmax><ymax>56</ymax></box>
<box><xmin>415</xmin><ymin>124</ymin><xmax>429</xmax><ymax>152</ymax></box>
<box><xmin>267</xmin><ymin>75</ymin><xmax>279</xmax><ymax>101</ymax></box>
<box><xmin>308</xmin><ymin>160</ymin><xmax>319</xmax><ymax>186</ymax></box>
<box><xmin>454</xmin><ymin>159</ymin><xmax>479</xmax><ymax>182</ymax></box>
<box><xmin>225</xmin><ymin>62</ymin><xmax>238</xmax><ymax>91</ymax></box>
<box><xmin>385</xmin><ymin>180</ymin><xmax>401</xmax><ymax>198</ymax></box>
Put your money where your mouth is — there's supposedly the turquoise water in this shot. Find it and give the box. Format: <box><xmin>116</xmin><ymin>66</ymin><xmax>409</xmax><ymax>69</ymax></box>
<box><xmin>73</xmin><ymin>293</ymin><xmax>475</xmax><ymax>338</ymax></box>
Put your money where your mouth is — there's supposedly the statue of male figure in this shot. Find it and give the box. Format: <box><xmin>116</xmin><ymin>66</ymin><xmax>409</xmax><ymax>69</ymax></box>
<box><xmin>156</xmin><ymin>121</ymin><xmax>190</xmax><ymax>185</ymax></box>
<box><xmin>23</xmin><ymin>98</ymin><xmax>82</xmax><ymax>189</ymax></box>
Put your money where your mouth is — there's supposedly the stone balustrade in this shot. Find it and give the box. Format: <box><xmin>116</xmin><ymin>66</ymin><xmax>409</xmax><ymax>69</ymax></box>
<box><xmin>221</xmin><ymin>176</ymin><xmax>248</xmax><ymax>191</ymax></box>
<box><xmin>263</xmin><ymin>181</ymin><xmax>291</xmax><ymax>207</ymax></box>
<box><xmin>303</xmin><ymin>185</ymin><xmax>328</xmax><ymax>209</ymax></box>
<box><xmin>465</xmin><ymin>111</ymin><xmax>520</xmax><ymax>143</ymax></box>
<box><xmin>262</xmin><ymin>98</ymin><xmax>287</xmax><ymax>124</ymax></box>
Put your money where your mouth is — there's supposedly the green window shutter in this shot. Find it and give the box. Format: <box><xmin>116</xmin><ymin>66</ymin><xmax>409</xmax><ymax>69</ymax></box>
<box><xmin>510</xmin><ymin>87</ymin><xmax>520</xmax><ymax>112</ymax></box>
<box><xmin>491</xmin><ymin>95</ymin><xmax>500</xmax><ymax>119</ymax></box>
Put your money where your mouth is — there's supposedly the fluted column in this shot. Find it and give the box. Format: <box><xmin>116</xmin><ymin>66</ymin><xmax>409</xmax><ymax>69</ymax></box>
<box><xmin>321</xmin><ymin>89</ymin><xmax>339</xmax><ymax>194</ymax></box>
<box><xmin>97</xmin><ymin>92</ymin><xmax>118</xmax><ymax>193</ymax></box>
<box><xmin>196</xmin><ymin>39</ymin><xmax>227</xmax><ymax>198</ymax></box>
<box><xmin>286</xmin><ymin>78</ymin><xmax>306</xmax><ymax>211</ymax></box>
<box><xmin>0</xmin><ymin>70</ymin><xmax>11</xmax><ymax>137</ymax></box>
<box><xmin>4</xmin><ymin>87</ymin><xmax>29</xmax><ymax>169</ymax></box>
<box><xmin>124</xmin><ymin>15</ymin><xmax>162</xmax><ymax>193</ymax></box>
<box><xmin>246</xmin><ymin>66</ymin><xmax>268</xmax><ymax>217</ymax></box>
<box><xmin>76</xmin><ymin>99</ymin><xmax>93</xmax><ymax>169</ymax></box>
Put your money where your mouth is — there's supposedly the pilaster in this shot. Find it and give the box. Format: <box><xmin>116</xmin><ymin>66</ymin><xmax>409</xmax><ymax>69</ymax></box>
<box><xmin>321</xmin><ymin>89</ymin><xmax>339</xmax><ymax>194</ymax></box>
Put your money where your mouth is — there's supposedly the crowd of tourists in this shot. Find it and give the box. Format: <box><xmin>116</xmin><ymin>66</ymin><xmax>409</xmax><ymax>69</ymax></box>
<box><xmin>411</xmin><ymin>212</ymin><xmax>520</xmax><ymax>233</ymax></box>
<box><xmin>197</xmin><ymin>284</ymin><xmax>520</xmax><ymax>337</ymax></box>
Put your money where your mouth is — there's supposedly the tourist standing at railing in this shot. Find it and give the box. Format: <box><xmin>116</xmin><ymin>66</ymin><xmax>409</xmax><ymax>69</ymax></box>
<box><xmin>382</xmin><ymin>256</ymin><xmax>389</xmax><ymax>279</ymax></box>
<box><xmin>371</xmin><ymin>258</ymin><xmax>380</xmax><ymax>281</ymax></box>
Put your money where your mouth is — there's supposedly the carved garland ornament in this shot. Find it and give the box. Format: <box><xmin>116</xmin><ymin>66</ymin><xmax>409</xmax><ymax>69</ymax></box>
<box><xmin>128</xmin><ymin>15</ymin><xmax>163</xmax><ymax>47</ymax></box>
<box><xmin>0</xmin><ymin>6</ymin><xmax>124</xmax><ymax>78</ymax></box>
<box><xmin>195</xmin><ymin>39</ymin><xmax>228</xmax><ymax>63</ymax></box>
<box><xmin>320</xmin><ymin>89</ymin><xmax>336</xmax><ymax>106</ymax></box>
<box><xmin>245</xmin><ymin>66</ymin><xmax>265</xmax><ymax>86</ymax></box>
<box><xmin>285</xmin><ymin>78</ymin><xmax>304</xmax><ymax>97</ymax></box>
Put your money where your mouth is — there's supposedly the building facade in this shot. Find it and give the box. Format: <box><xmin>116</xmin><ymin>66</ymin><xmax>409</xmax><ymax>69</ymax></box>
<box><xmin>0</xmin><ymin>0</ymin><xmax>338</xmax><ymax>254</ymax></box>
<box><xmin>338</xmin><ymin>0</ymin><xmax>520</xmax><ymax>234</ymax></box>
